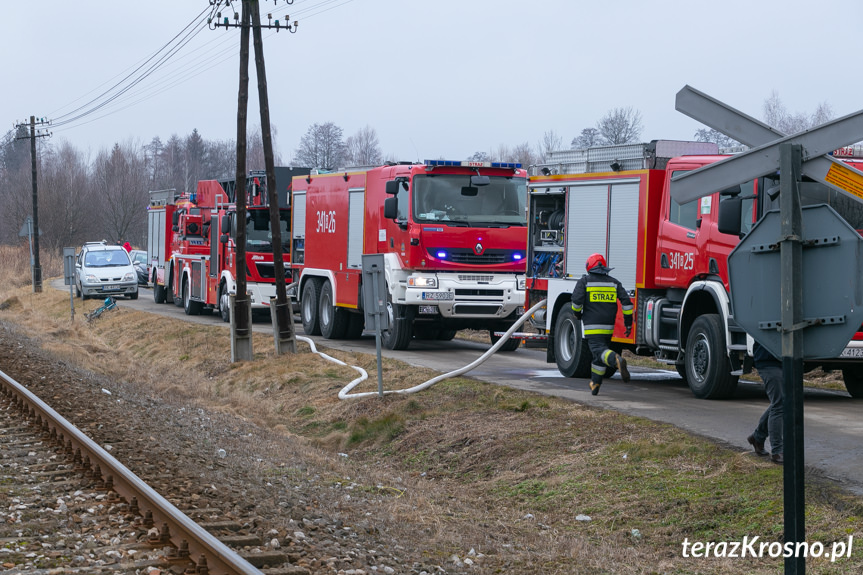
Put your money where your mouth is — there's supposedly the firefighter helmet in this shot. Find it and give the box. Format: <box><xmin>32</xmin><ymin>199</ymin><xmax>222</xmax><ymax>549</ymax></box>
<box><xmin>585</xmin><ymin>253</ymin><xmax>607</xmax><ymax>271</ymax></box>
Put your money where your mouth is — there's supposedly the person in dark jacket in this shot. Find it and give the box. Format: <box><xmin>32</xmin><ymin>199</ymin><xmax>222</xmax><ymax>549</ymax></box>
<box><xmin>747</xmin><ymin>341</ymin><xmax>784</xmax><ymax>464</ymax></box>
<box><xmin>571</xmin><ymin>253</ymin><xmax>634</xmax><ymax>395</ymax></box>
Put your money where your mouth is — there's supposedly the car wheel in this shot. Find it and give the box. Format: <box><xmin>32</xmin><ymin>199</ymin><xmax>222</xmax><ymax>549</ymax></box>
<box><xmin>129</xmin><ymin>290</ymin><xmax>138</xmax><ymax>300</ymax></box>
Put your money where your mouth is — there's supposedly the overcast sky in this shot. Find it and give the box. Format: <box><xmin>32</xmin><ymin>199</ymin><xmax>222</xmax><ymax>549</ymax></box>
<box><xmin>4</xmin><ymin>0</ymin><xmax>861</xmax><ymax>164</ymax></box>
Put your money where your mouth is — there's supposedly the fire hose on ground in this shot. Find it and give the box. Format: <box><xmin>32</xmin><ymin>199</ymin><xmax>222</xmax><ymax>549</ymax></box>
<box><xmin>293</xmin><ymin>299</ymin><xmax>548</xmax><ymax>400</ymax></box>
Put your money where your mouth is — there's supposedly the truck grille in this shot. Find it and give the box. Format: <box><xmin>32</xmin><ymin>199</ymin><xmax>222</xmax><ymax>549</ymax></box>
<box><xmin>454</xmin><ymin>289</ymin><xmax>504</xmax><ymax>297</ymax></box>
<box><xmin>428</xmin><ymin>248</ymin><xmax>517</xmax><ymax>265</ymax></box>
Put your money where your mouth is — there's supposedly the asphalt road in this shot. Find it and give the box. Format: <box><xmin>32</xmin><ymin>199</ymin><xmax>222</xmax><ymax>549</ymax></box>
<box><xmin>65</xmin><ymin>282</ymin><xmax>863</xmax><ymax>495</ymax></box>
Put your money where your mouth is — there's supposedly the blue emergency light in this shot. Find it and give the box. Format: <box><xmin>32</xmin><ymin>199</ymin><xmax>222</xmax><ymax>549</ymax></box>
<box><xmin>424</xmin><ymin>160</ymin><xmax>522</xmax><ymax>169</ymax></box>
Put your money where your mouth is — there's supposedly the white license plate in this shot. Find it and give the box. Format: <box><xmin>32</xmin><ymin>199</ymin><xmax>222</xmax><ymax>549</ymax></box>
<box><xmin>840</xmin><ymin>347</ymin><xmax>863</xmax><ymax>358</ymax></box>
<box><xmin>422</xmin><ymin>291</ymin><xmax>453</xmax><ymax>301</ymax></box>
<box><xmin>103</xmin><ymin>285</ymin><xmax>120</xmax><ymax>291</ymax></box>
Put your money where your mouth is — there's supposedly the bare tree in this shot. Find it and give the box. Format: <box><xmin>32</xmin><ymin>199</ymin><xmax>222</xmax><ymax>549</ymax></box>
<box><xmin>510</xmin><ymin>142</ymin><xmax>537</xmax><ymax>168</ymax></box>
<box><xmin>39</xmin><ymin>142</ymin><xmax>95</xmax><ymax>250</ymax></box>
<box><xmin>763</xmin><ymin>90</ymin><xmax>834</xmax><ymax>134</ymax></box>
<box><xmin>537</xmin><ymin>130</ymin><xmax>563</xmax><ymax>163</ymax></box>
<box><xmin>694</xmin><ymin>128</ymin><xmax>740</xmax><ymax>150</ymax></box>
<box><xmin>596</xmin><ymin>107</ymin><xmax>643</xmax><ymax>145</ymax></box>
<box><xmin>572</xmin><ymin>128</ymin><xmax>602</xmax><ymax>149</ymax></box>
<box><xmin>468</xmin><ymin>151</ymin><xmax>492</xmax><ymax>163</ymax></box>
<box><xmin>344</xmin><ymin>125</ymin><xmax>382</xmax><ymax>166</ymax></box>
<box><xmin>295</xmin><ymin>122</ymin><xmax>345</xmax><ymax>170</ymax></box>
<box><xmin>93</xmin><ymin>141</ymin><xmax>149</xmax><ymax>246</ymax></box>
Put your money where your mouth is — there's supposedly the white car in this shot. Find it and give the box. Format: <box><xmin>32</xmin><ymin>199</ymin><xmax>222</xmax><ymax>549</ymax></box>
<box><xmin>75</xmin><ymin>242</ymin><xmax>139</xmax><ymax>300</ymax></box>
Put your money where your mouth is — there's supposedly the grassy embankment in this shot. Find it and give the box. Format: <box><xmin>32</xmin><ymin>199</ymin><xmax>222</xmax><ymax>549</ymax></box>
<box><xmin>0</xmin><ymin>243</ymin><xmax>861</xmax><ymax>574</ymax></box>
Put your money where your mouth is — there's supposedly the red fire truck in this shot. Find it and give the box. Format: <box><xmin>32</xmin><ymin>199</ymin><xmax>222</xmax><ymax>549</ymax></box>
<box><xmin>526</xmin><ymin>140</ymin><xmax>863</xmax><ymax>398</ymax></box>
<box><xmin>290</xmin><ymin>160</ymin><xmax>528</xmax><ymax>350</ymax></box>
<box><xmin>147</xmin><ymin>167</ymin><xmax>309</xmax><ymax>318</ymax></box>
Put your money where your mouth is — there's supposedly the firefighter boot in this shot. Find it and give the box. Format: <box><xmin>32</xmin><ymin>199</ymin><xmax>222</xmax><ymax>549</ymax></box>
<box><xmin>589</xmin><ymin>372</ymin><xmax>603</xmax><ymax>396</ymax></box>
<box><xmin>616</xmin><ymin>353</ymin><xmax>630</xmax><ymax>383</ymax></box>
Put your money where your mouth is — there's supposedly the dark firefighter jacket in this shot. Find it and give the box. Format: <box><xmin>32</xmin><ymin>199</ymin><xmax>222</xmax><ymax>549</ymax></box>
<box><xmin>570</xmin><ymin>267</ymin><xmax>634</xmax><ymax>336</ymax></box>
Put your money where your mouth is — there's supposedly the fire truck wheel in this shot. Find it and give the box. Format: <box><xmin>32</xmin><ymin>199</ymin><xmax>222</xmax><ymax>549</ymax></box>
<box><xmin>489</xmin><ymin>330</ymin><xmax>520</xmax><ymax>352</ymax></box>
<box><xmin>218</xmin><ymin>283</ymin><xmax>230</xmax><ymax>323</ymax></box>
<box><xmin>301</xmin><ymin>278</ymin><xmax>323</xmax><ymax>336</ymax></box>
<box><xmin>183</xmin><ymin>277</ymin><xmax>203</xmax><ymax>316</ymax></box>
<box><xmin>319</xmin><ymin>281</ymin><xmax>348</xmax><ymax>339</ymax></box>
<box><xmin>381</xmin><ymin>292</ymin><xmax>414</xmax><ymax>350</ymax></box>
<box><xmin>841</xmin><ymin>366</ymin><xmax>863</xmax><ymax>398</ymax></box>
<box><xmin>684</xmin><ymin>314</ymin><xmax>738</xmax><ymax>399</ymax></box>
<box><xmin>553</xmin><ymin>306</ymin><xmax>591</xmax><ymax>378</ymax></box>
<box><xmin>153</xmin><ymin>275</ymin><xmax>166</xmax><ymax>304</ymax></box>
<box><xmin>345</xmin><ymin>311</ymin><xmax>365</xmax><ymax>339</ymax></box>
<box><xmin>437</xmin><ymin>329</ymin><xmax>458</xmax><ymax>341</ymax></box>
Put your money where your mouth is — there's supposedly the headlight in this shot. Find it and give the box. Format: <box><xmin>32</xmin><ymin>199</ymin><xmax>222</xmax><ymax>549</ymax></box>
<box><xmin>408</xmin><ymin>275</ymin><xmax>437</xmax><ymax>288</ymax></box>
<box><xmin>85</xmin><ymin>274</ymin><xmax>98</xmax><ymax>283</ymax></box>
<box><xmin>517</xmin><ymin>277</ymin><xmax>526</xmax><ymax>290</ymax></box>
<box><xmin>123</xmin><ymin>272</ymin><xmax>135</xmax><ymax>282</ymax></box>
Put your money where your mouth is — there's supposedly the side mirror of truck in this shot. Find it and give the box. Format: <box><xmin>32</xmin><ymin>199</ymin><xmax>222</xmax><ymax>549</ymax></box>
<box><xmin>221</xmin><ymin>214</ymin><xmax>231</xmax><ymax>233</ymax></box>
<box><xmin>717</xmin><ymin>196</ymin><xmax>742</xmax><ymax>236</ymax></box>
<box><xmin>219</xmin><ymin>233</ymin><xmax>228</xmax><ymax>244</ymax></box>
<box><xmin>384</xmin><ymin>196</ymin><xmax>398</xmax><ymax>220</ymax></box>
<box><xmin>385</xmin><ymin>180</ymin><xmax>400</xmax><ymax>195</ymax></box>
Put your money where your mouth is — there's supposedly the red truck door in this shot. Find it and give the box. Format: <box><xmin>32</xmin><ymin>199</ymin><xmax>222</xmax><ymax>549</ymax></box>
<box><xmin>655</xmin><ymin>168</ymin><xmax>711</xmax><ymax>288</ymax></box>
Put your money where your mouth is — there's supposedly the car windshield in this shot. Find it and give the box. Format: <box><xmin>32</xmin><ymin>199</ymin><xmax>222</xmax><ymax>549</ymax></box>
<box><xmin>85</xmin><ymin>250</ymin><xmax>130</xmax><ymax>267</ymax></box>
<box><xmin>412</xmin><ymin>174</ymin><xmax>526</xmax><ymax>227</ymax></box>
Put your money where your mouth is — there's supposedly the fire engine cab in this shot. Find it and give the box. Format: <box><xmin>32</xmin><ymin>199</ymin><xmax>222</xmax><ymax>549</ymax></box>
<box><xmin>291</xmin><ymin>160</ymin><xmax>528</xmax><ymax>350</ymax></box>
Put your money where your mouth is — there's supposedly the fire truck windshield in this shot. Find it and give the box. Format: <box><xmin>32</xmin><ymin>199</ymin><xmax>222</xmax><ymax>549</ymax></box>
<box><xmin>245</xmin><ymin>208</ymin><xmax>291</xmax><ymax>253</ymax></box>
<box><xmin>412</xmin><ymin>174</ymin><xmax>526</xmax><ymax>226</ymax></box>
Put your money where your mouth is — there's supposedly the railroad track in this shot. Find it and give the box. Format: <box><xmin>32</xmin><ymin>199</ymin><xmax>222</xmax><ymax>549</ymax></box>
<box><xmin>0</xmin><ymin>367</ymin><xmax>268</xmax><ymax>575</ymax></box>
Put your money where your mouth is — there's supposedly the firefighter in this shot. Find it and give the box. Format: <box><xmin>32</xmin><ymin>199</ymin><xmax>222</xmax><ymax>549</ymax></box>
<box><xmin>571</xmin><ymin>253</ymin><xmax>634</xmax><ymax>395</ymax></box>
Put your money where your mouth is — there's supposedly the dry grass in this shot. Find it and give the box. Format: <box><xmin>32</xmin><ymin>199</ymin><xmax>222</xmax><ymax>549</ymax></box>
<box><xmin>1</xmin><ymin>245</ymin><xmax>862</xmax><ymax>573</ymax></box>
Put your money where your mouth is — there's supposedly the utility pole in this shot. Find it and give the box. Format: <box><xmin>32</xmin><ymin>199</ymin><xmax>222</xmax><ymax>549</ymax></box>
<box><xmin>231</xmin><ymin>0</ymin><xmax>253</xmax><ymax>362</ymax></box>
<box><xmin>209</xmin><ymin>0</ymin><xmax>299</xmax><ymax>357</ymax></box>
<box><xmin>15</xmin><ymin>117</ymin><xmax>51</xmax><ymax>293</ymax></box>
<box><xmin>251</xmin><ymin>0</ymin><xmax>297</xmax><ymax>353</ymax></box>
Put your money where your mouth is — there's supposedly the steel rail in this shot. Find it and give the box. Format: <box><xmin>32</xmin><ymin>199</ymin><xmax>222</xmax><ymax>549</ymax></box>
<box><xmin>0</xmin><ymin>367</ymin><xmax>263</xmax><ymax>575</ymax></box>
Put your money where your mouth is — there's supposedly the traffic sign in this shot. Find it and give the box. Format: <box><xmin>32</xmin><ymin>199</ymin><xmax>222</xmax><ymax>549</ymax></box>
<box><xmin>18</xmin><ymin>216</ymin><xmax>42</xmax><ymax>237</ymax></box>
<box><xmin>727</xmin><ymin>204</ymin><xmax>863</xmax><ymax>360</ymax></box>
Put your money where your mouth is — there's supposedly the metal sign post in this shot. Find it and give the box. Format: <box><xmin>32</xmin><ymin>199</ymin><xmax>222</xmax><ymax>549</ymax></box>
<box><xmin>63</xmin><ymin>247</ymin><xmax>76</xmax><ymax>321</ymax></box>
<box><xmin>779</xmin><ymin>144</ymin><xmax>805</xmax><ymax>575</ymax></box>
<box><xmin>362</xmin><ymin>254</ymin><xmax>389</xmax><ymax>397</ymax></box>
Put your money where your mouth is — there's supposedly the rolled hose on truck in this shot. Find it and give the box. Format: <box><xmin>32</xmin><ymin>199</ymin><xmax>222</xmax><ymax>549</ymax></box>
<box><xmin>293</xmin><ymin>299</ymin><xmax>548</xmax><ymax>400</ymax></box>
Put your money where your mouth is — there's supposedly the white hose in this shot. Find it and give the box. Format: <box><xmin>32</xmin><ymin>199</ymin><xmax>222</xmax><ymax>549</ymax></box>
<box><xmin>298</xmin><ymin>298</ymin><xmax>547</xmax><ymax>400</ymax></box>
